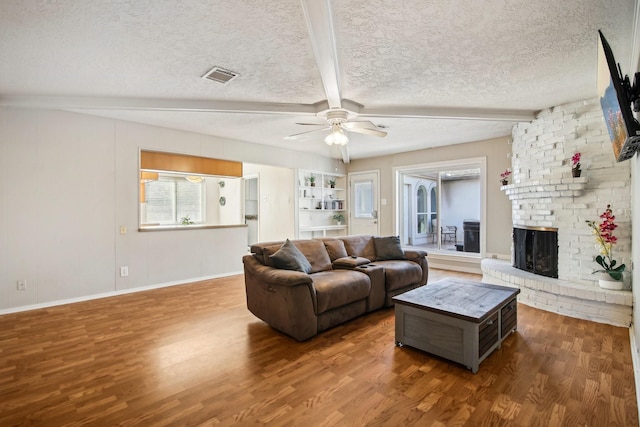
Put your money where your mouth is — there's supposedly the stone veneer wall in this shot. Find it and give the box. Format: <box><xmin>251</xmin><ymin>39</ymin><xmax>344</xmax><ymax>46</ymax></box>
<box><xmin>505</xmin><ymin>97</ymin><xmax>631</xmax><ymax>287</ymax></box>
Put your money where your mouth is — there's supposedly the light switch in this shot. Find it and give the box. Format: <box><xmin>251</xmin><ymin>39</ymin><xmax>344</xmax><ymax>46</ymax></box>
<box><xmin>120</xmin><ymin>226</ymin><xmax>127</xmax><ymax>235</ymax></box>
<box><xmin>381</xmin><ymin>198</ymin><xmax>387</xmax><ymax>206</ymax></box>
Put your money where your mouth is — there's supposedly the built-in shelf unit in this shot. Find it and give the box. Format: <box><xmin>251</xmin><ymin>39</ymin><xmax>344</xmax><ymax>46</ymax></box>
<box><xmin>297</xmin><ymin>169</ymin><xmax>347</xmax><ymax>238</ymax></box>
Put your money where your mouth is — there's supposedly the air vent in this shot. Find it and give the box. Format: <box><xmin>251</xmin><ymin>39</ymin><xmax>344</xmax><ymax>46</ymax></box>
<box><xmin>201</xmin><ymin>66</ymin><xmax>238</xmax><ymax>84</ymax></box>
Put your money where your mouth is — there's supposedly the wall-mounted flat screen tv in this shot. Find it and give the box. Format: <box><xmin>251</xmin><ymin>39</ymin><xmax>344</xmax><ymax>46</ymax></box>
<box><xmin>597</xmin><ymin>30</ymin><xmax>640</xmax><ymax>162</ymax></box>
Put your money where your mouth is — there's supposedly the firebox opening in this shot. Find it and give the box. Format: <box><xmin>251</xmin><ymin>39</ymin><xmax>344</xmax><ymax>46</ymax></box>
<box><xmin>513</xmin><ymin>227</ymin><xmax>558</xmax><ymax>278</ymax></box>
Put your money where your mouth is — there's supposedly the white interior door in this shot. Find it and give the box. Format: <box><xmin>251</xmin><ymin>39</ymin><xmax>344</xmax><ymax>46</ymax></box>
<box><xmin>349</xmin><ymin>170</ymin><xmax>380</xmax><ymax>236</ymax></box>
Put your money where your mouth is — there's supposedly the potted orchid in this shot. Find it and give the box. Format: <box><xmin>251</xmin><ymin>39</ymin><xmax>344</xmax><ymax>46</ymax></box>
<box><xmin>499</xmin><ymin>169</ymin><xmax>511</xmax><ymax>185</ymax></box>
<box><xmin>585</xmin><ymin>204</ymin><xmax>625</xmax><ymax>289</ymax></box>
<box><xmin>571</xmin><ymin>152</ymin><xmax>581</xmax><ymax>177</ymax></box>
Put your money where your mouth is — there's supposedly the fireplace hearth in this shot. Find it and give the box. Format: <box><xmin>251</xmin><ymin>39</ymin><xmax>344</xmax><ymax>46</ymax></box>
<box><xmin>513</xmin><ymin>227</ymin><xmax>558</xmax><ymax>278</ymax></box>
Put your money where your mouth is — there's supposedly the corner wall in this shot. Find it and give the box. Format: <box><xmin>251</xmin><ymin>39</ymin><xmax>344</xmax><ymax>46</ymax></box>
<box><xmin>509</xmin><ymin>97</ymin><xmax>631</xmax><ymax>287</ymax></box>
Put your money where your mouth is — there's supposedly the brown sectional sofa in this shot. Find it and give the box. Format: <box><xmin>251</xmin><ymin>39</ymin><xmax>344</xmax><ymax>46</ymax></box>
<box><xmin>242</xmin><ymin>235</ymin><xmax>428</xmax><ymax>341</ymax></box>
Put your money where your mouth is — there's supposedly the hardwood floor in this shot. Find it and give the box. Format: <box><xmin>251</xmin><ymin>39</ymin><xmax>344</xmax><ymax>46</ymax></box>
<box><xmin>0</xmin><ymin>269</ymin><xmax>637</xmax><ymax>426</ymax></box>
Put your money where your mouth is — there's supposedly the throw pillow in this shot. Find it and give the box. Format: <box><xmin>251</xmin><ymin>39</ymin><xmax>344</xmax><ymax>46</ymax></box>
<box><xmin>323</xmin><ymin>239</ymin><xmax>348</xmax><ymax>261</ymax></box>
<box><xmin>269</xmin><ymin>239</ymin><xmax>312</xmax><ymax>273</ymax></box>
<box><xmin>374</xmin><ymin>236</ymin><xmax>407</xmax><ymax>261</ymax></box>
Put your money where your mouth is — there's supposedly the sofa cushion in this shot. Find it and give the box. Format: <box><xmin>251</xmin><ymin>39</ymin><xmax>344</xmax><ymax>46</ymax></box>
<box><xmin>373</xmin><ymin>236</ymin><xmax>407</xmax><ymax>261</ymax></box>
<box><xmin>340</xmin><ymin>235</ymin><xmax>376</xmax><ymax>261</ymax></box>
<box><xmin>294</xmin><ymin>239</ymin><xmax>333</xmax><ymax>273</ymax></box>
<box><xmin>311</xmin><ymin>270</ymin><xmax>371</xmax><ymax>314</ymax></box>
<box><xmin>374</xmin><ymin>260</ymin><xmax>422</xmax><ymax>291</ymax></box>
<box><xmin>263</xmin><ymin>239</ymin><xmax>332</xmax><ymax>273</ymax></box>
<box><xmin>323</xmin><ymin>239</ymin><xmax>348</xmax><ymax>261</ymax></box>
<box><xmin>269</xmin><ymin>239</ymin><xmax>312</xmax><ymax>273</ymax></box>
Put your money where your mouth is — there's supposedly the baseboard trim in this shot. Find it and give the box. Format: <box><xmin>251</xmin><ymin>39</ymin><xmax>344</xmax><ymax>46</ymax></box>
<box><xmin>630</xmin><ymin>325</ymin><xmax>640</xmax><ymax>424</ymax></box>
<box><xmin>0</xmin><ymin>271</ymin><xmax>243</xmax><ymax>315</ymax></box>
<box><xmin>428</xmin><ymin>260</ymin><xmax>482</xmax><ymax>275</ymax></box>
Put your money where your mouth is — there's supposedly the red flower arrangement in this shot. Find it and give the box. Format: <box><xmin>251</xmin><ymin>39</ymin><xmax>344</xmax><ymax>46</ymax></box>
<box><xmin>585</xmin><ymin>204</ymin><xmax>625</xmax><ymax>280</ymax></box>
<box><xmin>571</xmin><ymin>152</ymin><xmax>581</xmax><ymax>170</ymax></box>
<box><xmin>499</xmin><ymin>169</ymin><xmax>511</xmax><ymax>183</ymax></box>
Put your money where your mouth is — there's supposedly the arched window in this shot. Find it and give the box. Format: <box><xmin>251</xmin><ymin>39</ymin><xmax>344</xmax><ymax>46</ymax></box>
<box><xmin>417</xmin><ymin>185</ymin><xmax>428</xmax><ymax>234</ymax></box>
<box><xmin>428</xmin><ymin>184</ymin><xmax>437</xmax><ymax>233</ymax></box>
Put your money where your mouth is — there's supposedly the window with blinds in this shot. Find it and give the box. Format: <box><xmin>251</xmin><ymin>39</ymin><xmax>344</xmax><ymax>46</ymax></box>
<box><xmin>142</xmin><ymin>175</ymin><xmax>204</xmax><ymax>225</ymax></box>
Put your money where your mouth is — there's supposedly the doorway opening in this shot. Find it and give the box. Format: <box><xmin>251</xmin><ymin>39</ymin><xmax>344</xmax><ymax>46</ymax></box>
<box><xmin>395</xmin><ymin>158</ymin><xmax>486</xmax><ymax>257</ymax></box>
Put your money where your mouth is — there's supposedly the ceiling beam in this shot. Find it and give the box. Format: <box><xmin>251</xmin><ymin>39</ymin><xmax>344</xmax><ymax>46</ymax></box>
<box><xmin>300</xmin><ymin>0</ymin><xmax>342</xmax><ymax>109</ymax></box>
<box><xmin>0</xmin><ymin>95</ymin><xmax>321</xmax><ymax>116</ymax></box>
<box><xmin>0</xmin><ymin>95</ymin><xmax>536</xmax><ymax>122</ymax></box>
<box><xmin>339</xmin><ymin>144</ymin><xmax>350</xmax><ymax>164</ymax></box>
<box><xmin>358</xmin><ymin>106</ymin><xmax>537</xmax><ymax>122</ymax></box>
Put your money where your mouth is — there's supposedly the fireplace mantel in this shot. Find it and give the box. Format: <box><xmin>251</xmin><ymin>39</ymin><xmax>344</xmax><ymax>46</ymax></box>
<box><xmin>501</xmin><ymin>176</ymin><xmax>587</xmax><ymax>201</ymax></box>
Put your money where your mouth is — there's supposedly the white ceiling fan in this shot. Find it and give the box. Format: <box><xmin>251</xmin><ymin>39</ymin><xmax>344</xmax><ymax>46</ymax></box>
<box><xmin>285</xmin><ymin>107</ymin><xmax>387</xmax><ymax>146</ymax></box>
<box><xmin>293</xmin><ymin>0</ymin><xmax>533</xmax><ymax>163</ymax></box>
<box><xmin>293</xmin><ymin>0</ymin><xmax>365</xmax><ymax>164</ymax></box>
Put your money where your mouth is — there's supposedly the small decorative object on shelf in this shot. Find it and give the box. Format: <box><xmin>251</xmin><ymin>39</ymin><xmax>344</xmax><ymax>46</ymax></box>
<box><xmin>571</xmin><ymin>152</ymin><xmax>581</xmax><ymax>177</ymax></box>
<box><xmin>332</xmin><ymin>213</ymin><xmax>345</xmax><ymax>225</ymax></box>
<box><xmin>499</xmin><ymin>169</ymin><xmax>511</xmax><ymax>186</ymax></box>
<box><xmin>309</xmin><ymin>175</ymin><xmax>316</xmax><ymax>187</ymax></box>
<box><xmin>328</xmin><ymin>178</ymin><xmax>336</xmax><ymax>188</ymax></box>
<box><xmin>181</xmin><ymin>215</ymin><xmax>194</xmax><ymax>225</ymax></box>
<box><xmin>586</xmin><ymin>204</ymin><xmax>625</xmax><ymax>289</ymax></box>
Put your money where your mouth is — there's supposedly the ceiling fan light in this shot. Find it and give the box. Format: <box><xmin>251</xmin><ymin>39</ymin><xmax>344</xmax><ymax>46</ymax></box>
<box><xmin>325</xmin><ymin>127</ymin><xmax>349</xmax><ymax>146</ymax></box>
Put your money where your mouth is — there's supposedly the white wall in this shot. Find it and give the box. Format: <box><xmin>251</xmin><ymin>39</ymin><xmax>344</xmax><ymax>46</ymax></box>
<box><xmin>633</xmin><ymin>125</ymin><xmax>640</xmax><ymax>386</ymax></box>
<box><xmin>630</xmin><ymin>1</ymin><xmax>640</xmax><ymax>394</ymax></box>
<box><xmin>243</xmin><ymin>164</ymin><xmax>295</xmax><ymax>242</ymax></box>
<box><xmin>216</xmin><ymin>178</ymin><xmax>243</xmax><ymax>225</ymax></box>
<box><xmin>348</xmin><ymin>137</ymin><xmax>512</xmax><ymax>256</ymax></box>
<box><xmin>0</xmin><ymin>107</ymin><xmax>340</xmax><ymax>312</ymax></box>
<box><xmin>441</xmin><ymin>178</ymin><xmax>481</xmax><ymax>242</ymax></box>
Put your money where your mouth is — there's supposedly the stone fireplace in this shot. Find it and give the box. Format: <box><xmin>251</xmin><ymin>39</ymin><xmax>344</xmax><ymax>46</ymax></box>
<box><xmin>482</xmin><ymin>97</ymin><xmax>633</xmax><ymax>327</ymax></box>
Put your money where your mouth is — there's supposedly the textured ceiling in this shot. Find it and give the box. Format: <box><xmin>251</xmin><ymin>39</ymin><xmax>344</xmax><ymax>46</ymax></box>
<box><xmin>0</xmin><ymin>0</ymin><xmax>638</xmax><ymax>161</ymax></box>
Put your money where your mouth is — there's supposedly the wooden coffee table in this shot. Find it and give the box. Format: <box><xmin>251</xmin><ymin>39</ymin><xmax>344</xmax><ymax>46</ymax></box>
<box><xmin>393</xmin><ymin>278</ymin><xmax>520</xmax><ymax>373</ymax></box>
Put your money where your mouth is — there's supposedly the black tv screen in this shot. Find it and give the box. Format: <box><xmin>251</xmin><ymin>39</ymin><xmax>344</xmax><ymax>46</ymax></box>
<box><xmin>597</xmin><ymin>30</ymin><xmax>640</xmax><ymax>162</ymax></box>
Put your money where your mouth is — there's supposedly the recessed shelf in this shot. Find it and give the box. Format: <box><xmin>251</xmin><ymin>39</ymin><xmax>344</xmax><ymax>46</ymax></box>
<box><xmin>298</xmin><ymin>169</ymin><xmax>347</xmax><ymax>238</ymax></box>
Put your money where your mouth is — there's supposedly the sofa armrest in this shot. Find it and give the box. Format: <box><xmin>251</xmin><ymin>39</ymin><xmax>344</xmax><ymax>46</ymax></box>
<box><xmin>403</xmin><ymin>249</ymin><xmax>428</xmax><ymax>261</ymax></box>
<box><xmin>395</xmin><ymin>250</ymin><xmax>429</xmax><ymax>287</ymax></box>
<box><xmin>243</xmin><ymin>255</ymin><xmax>318</xmax><ymax>341</ymax></box>
<box><xmin>333</xmin><ymin>256</ymin><xmax>371</xmax><ymax>269</ymax></box>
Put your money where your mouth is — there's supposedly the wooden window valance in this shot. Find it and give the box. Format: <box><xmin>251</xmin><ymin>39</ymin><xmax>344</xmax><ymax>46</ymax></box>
<box><xmin>140</xmin><ymin>150</ymin><xmax>243</xmax><ymax>177</ymax></box>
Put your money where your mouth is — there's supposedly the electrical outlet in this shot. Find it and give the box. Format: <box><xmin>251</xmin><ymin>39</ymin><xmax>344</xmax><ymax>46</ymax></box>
<box><xmin>17</xmin><ymin>280</ymin><xmax>27</xmax><ymax>291</ymax></box>
<box><xmin>120</xmin><ymin>266</ymin><xmax>129</xmax><ymax>277</ymax></box>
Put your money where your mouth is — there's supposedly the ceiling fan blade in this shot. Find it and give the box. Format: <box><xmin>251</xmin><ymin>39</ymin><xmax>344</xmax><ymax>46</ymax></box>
<box><xmin>344</xmin><ymin>126</ymin><xmax>387</xmax><ymax>138</ymax></box>
<box><xmin>295</xmin><ymin>122</ymin><xmax>327</xmax><ymax>126</ymax></box>
<box><xmin>285</xmin><ymin>126</ymin><xmax>330</xmax><ymax>140</ymax></box>
<box><xmin>342</xmin><ymin>120</ymin><xmax>380</xmax><ymax>130</ymax></box>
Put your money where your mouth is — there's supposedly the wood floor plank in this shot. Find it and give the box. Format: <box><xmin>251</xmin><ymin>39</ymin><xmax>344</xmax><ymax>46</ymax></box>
<box><xmin>0</xmin><ymin>270</ymin><xmax>637</xmax><ymax>426</ymax></box>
